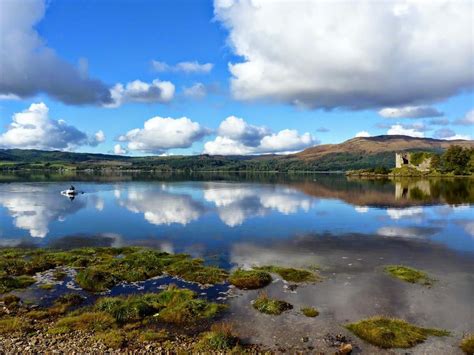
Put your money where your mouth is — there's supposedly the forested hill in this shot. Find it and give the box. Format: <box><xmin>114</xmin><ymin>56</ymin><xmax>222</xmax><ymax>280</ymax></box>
<box><xmin>1</xmin><ymin>135</ymin><xmax>473</xmax><ymax>172</ymax></box>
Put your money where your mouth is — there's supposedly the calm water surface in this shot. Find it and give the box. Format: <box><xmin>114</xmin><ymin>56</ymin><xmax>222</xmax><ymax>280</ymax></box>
<box><xmin>0</xmin><ymin>174</ymin><xmax>472</xmax><ymax>258</ymax></box>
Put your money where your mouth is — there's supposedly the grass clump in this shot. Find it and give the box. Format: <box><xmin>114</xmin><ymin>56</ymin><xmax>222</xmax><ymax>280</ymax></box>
<box><xmin>460</xmin><ymin>334</ymin><xmax>474</xmax><ymax>355</ymax></box>
<box><xmin>301</xmin><ymin>307</ymin><xmax>319</xmax><ymax>317</ymax></box>
<box><xmin>165</xmin><ymin>259</ymin><xmax>228</xmax><ymax>285</ymax></box>
<box><xmin>0</xmin><ymin>316</ymin><xmax>31</xmax><ymax>334</ymax></box>
<box><xmin>39</xmin><ymin>283</ymin><xmax>55</xmax><ymax>290</ymax></box>
<box><xmin>229</xmin><ymin>269</ymin><xmax>272</xmax><ymax>289</ymax></box>
<box><xmin>156</xmin><ymin>286</ymin><xmax>226</xmax><ymax>324</ymax></box>
<box><xmin>252</xmin><ymin>293</ymin><xmax>292</xmax><ymax>315</ymax></box>
<box><xmin>0</xmin><ymin>294</ymin><xmax>21</xmax><ymax>306</ymax></box>
<box><xmin>0</xmin><ymin>274</ymin><xmax>35</xmax><ymax>293</ymax></box>
<box><xmin>346</xmin><ymin>316</ymin><xmax>450</xmax><ymax>348</ymax></box>
<box><xmin>384</xmin><ymin>265</ymin><xmax>433</xmax><ymax>286</ymax></box>
<box><xmin>76</xmin><ymin>268</ymin><xmax>116</xmax><ymax>292</ymax></box>
<box><xmin>195</xmin><ymin>323</ymin><xmax>239</xmax><ymax>351</ymax></box>
<box><xmin>53</xmin><ymin>311</ymin><xmax>116</xmax><ymax>333</ymax></box>
<box><xmin>95</xmin><ymin>330</ymin><xmax>126</xmax><ymax>349</ymax></box>
<box><xmin>137</xmin><ymin>329</ymin><xmax>169</xmax><ymax>342</ymax></box>
<box><xmin>255</xmin><ymin>265</ymin><xmax>320</xmax><ymax>283</ymax></box>
<box><xmin>94</xmin><ymin>285</ymin><xmax>225</xmax><ymax>325</ymax></box>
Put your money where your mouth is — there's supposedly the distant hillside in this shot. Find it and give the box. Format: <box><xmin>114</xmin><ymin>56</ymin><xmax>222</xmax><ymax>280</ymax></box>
<box><xmin>293</xmin><ymin>135</ymin><xmax>474</xmax><ymax>160</ymax></box>
<box><xmin>1</xmin><ymin>135</ymin><xmax>472</xmax><ymax>172</ymax></box>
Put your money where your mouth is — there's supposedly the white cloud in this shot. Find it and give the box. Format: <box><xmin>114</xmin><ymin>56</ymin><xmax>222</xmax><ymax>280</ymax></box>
<box><xmin>0</xmin><ymin>102</ymin><xmax>105</xmax><ymax>150</ymax></box>
<box><xmin>378</xmin><ymin>106</ymin><xmax>443</xmax><ymax>118</ymax></box>
<box><xmin>107</xmin><ymin>79</ymin><xmax>175</xmax><ymax>108</ymax></box>
<box><xmin>433</xmin><ymin>128</ymin><xmax>471</xmax><ymax>140</ymax></box>
<box><xmin>203</xmin><ymin>116</ymin><xmax>315</xmax><ymax>155</ymax></box>
<box><xmin>118</xmin><ymin>115</ymin><xmax>210</xmax><ymax>154</ymax></box>
<box><xmin>0</xmin><ymin>0</ymin><xmax>112</xmax><ymax>105</ymax></box>
<box><xmin>214</xmin><ymin>0</ymin><xmax>474</xmax><ymax>109</ymax></box>
<box><xmin>151</xmin><ymin>60</ymin><xmax>213</xmax><ymax>74</ymax></box>
<box><xmin>355</xmin><ymin>131</ymin><xmax>371</xmax><ymax>138</ymax></box>
<box><xmin>114</xmin><ymin>144</ymin><xmax>127</xmax><ymax>155</ymax></box>
<box><xmin>387</xmin><ymin>124</ymin><xmax>424</xmax><ymax>138</ymax></box>
<box><xmin>183</xmin><ymin>83</ymin><xmax>207</xmax><ymax>99</ymax></box>
<box><xmin>94</xmin><ymin>130</ymin><xmax>106</xmax><ymax>144</ymax></box>
<box><xmin>454</xmin><ymin>109</ymin><xmax>474</xmax><ymax>126</ymax></box>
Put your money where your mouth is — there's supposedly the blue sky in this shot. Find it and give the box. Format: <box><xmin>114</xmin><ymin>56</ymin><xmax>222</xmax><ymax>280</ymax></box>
<box><xmin>0</xmin><ymin>0</ymin><xmax>472</xmax><ymax>156</ymax></box>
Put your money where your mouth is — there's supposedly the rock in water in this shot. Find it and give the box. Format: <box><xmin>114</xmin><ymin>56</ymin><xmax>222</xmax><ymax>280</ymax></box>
<box><xmin>339</xmin><ymin>343</ymin><xmax>353</xmax><ymax>354</ymax></box>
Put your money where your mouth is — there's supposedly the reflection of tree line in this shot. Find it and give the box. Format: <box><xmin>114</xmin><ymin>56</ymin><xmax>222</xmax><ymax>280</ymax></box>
<box><xmin>295</xmin><ymin>177</ymin><xmax>473</xmax><ymax>207</ymax></box>
<box><xmin>395</xmin><ymin>178</ymin><xmax>473</xmax><ymax>204</ymax></box>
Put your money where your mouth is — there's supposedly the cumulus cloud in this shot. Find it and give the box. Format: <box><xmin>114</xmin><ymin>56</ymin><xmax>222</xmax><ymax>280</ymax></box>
<box><xmin>114</xmin><ymin>144</ymin><xmax>127</xmax><ymax>155</ymax></box>
<box><xmin>386</xmin><ymin>123</ymin><xmax>424</xmax><ymax>138</ymax></box>
<box><xmin>118</xmin><ymin>115</ymin><xmax>210</xmax><ymax>154</ymax></box>
<box><xmin>433</xmin><ymin>128</ymin><xmax>471</xmax><ymax>141</ymax></box>
<box><xmin>214</xmin><ymin>0</ymin><xmax>474</xmax><ymax>109</ymax></box>
<box><xmin>0</xmin><ymin>0</ymin><xmax>112</xmax><ymax>105</ymax></box>
<box><xmin>151</xmin><ymin>60</ymin><xmax>213</xmax><ymax>74</ymax></box>
<box><xmin>454</xmin><ymin>109</ymin><xmax>474</xmax><ymax>126</ymax></box>
<box><xmin>107</xmin><ymin>79</ymin><xmax>175</xmax><ymax>108</ymax></box>
<box><xmin>0</xmin><ymin>103</ymin><xmax>106</xmax><ymax>150</ymax></box>
<box><xmin>183</xmin><ymin>83</ymin><xmax>207</xmax><ymax>99</ymax></box>
<box><xmin>378</xmin><ymin>106</ymin><xmax>443</xmax><ymax>119</ymax></box>
<box><xmin>355</xmin><ymin>131</ymin><xmax>371</xmax><ymax>138</ymax></box>
<box><xmin>204</xmin><ymin>116</ymin><xmax>315</xmax><ymax>155</ymax></box>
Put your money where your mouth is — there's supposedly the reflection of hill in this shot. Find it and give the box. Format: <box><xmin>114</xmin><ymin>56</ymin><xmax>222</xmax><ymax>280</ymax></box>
<box><xmin>291</xmin><ymin>177</ymin><xmax>474</xmax><ymax>207</ymax></box>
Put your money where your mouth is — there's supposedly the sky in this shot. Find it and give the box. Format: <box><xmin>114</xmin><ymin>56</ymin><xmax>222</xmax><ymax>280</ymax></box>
<box><xmin>0</xmin><ymin>0</ymin><xmax>473</xmax><ymax>156</ymax></box>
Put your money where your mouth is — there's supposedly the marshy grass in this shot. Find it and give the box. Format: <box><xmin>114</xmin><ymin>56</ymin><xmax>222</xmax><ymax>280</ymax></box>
<box><xmin>384</xmin><ymin>265</ymin><xmax>433</xmax><ymax>286</ymax></box>
<box><xmin>194</xmin><ymin>323</ymin><xmax>239</xmax><ymax>351</ymax></box>
<box><xmin>252</xmin><ymin>293</ymin><xmax>292</xmax><ymax>315</ymax></box>
<box><xmin>460</xmin><ymin>334</ymin><xmax>474</xmax><ymax>355</ymax></box>
<box><xmin>94</xmin><ymin>285</ymin><xmax>225</xmax><ymax>325</ymax></box>
<box><xmin>0</xmin><ymin>316</ymin><xmax>31</xmax><ymax>334</ymax></box>
<box><xmin>0</xmin><ymin>247</ymin><xmax>229</xmax><ymax>293</ymax></box>
<box><xmin>165</xmin><ymin>258</ymin><xmax>228</xmax><ymax>285</ymax></box>
<box><xmin>38</xmin><ymin>283</ymin><xmax>55</xmax><ymax>290</ymax></box>
<box><xmin>255</xmin><ymin>265</ymin><xmax>320</xmax><ymax>283</ymax></box>
<box><xmin>51</xmin><ymin>311</ymin><xmax>116</xmax><ymax>334</ymax></box>
<box><xmin>0</xmin><ymin>274</ymin><xmax>35</xmax><ymax>293</ymax></box>
<box><xmin>229</xmin><ymin>269</ymin><xmax>272</xmax><ymax>289</ymax></box>
<box><xmin>95</xmin><ymin>329</ymin><xmax>126</xmax><ymax>349</ymax></box>
<box><xmin>300</xmin><ymin>307</ymin><xmax>319</xmax><ymax>317</ymax></box>
<box><xmin>345</xmin><ymin>316</ymin><xmax>449</xmax><ymax>348</ymax></box>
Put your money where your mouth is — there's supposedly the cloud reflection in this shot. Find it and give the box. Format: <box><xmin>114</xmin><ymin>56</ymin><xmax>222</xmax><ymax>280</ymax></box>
<box><xmin>0</xmin><ymin>184</ymin><xmax>86</xmax><ymax>238</ymax></box>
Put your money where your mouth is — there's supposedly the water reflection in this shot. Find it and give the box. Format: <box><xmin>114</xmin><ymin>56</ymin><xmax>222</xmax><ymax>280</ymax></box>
<box><xmin>0</xmin><ymin>184</ymin><xmax>86</xmax><ymax>238</ymax></box>
<box><xmin>0</xmin><ymin>175</ymin><xmax>472</xmax><ymax>253</ymax></box>
<box><xmin>118</xmin><ymin>186</ymin><xmax>204</xmax><ymax>226</ymax></box>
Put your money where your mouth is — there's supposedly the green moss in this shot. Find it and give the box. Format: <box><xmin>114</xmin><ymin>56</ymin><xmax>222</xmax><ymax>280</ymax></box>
<box><xmin>460</xmin><ymin>334</ymin><xmax>474</xmax><ymax>355</ymax></box>
<box><xmin>195</xmin><ymin>323</ymin><xmax>239</xmax><ymax>351</ymax></box>
<box><xmin>76</xmin><ymin>268</ymin><xmax>117</xmax><ymax>292</ymax></box>
<box><xmin>47</xmin><ymin>325</ymin><xmax>70</xmax><ymax>335</ymax></box>
<box><xmin>95</xmin><ymin>285</ymin><xmax>225</xmax><ymax>325</ymax></box>
<box><xmin>137</xmin><ymin>329</ymin><xmax>169</xmax><ymax>342</ymax></box>
<box><xmin>95</xmin><ymin>330</ymin><xmax>126</xmax><ymax>349</ymax></box>
<box><xmin>26</xmin><ymin>310</ymin><xmax>50</xmax><ymax>320</ymax></box>
<box><xmin>52</xmin><ymin>270</ymin><xmax>68</xmax><ymax>281</ymax></box>
<box><xmin>54</xmin><ymin>311</ymin><xmax>116</xmax><ymax>333</ymax></box>
<box><xmin>301</xmin><ymin>307</ymin><xmax>319</xmax><ymax>317</ymax></box>
<box><xmin>39</xmin><ymin>283</ymin><xmax>55</xmax><ymax>290</ymax></box>
<box><xmin>0</xmin><ymin>294</ymin><xmax>21</xmax><ymax>306</ymax></box>
<box><xmin>384</xmin><ymin>265</ymin><xmax>433</xmax><ymax>286</ymax></box>
<box><xmin>346</xmin><ymin>316</ymin><xmax>450</xmax><ymax>348</ymax></box>
<box><xmin>252</xmin><ymin>293</ymin><xmax>292</xmax><ymax>315</ymax></box>
<box><xmin>229</xmin><ymin>269</ymin><xmax>272</xmax><ymax>289</ymax></box>
<box><xmin>255</xmin><ymin>265</ymin><xmax>320</xmax><ymax>283</ymax></box>
<box><xmin>95</xmin><ymin>295</ymin><xmax>158</xmax><ymax>323</ymax></box>
<box><xmin>0</xmin><ymin>274</ymin><xmax>35</xmax><ymax>293</ymax></box>
<box><xmin>165</xmin><ymin>259</ymin><xmax>228</xmax><ymax>285</ymax></box>
<box><xmin>0</xmin><ymin>317</ymin><xmax>31</xmax><ymax>334</ymax></box>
